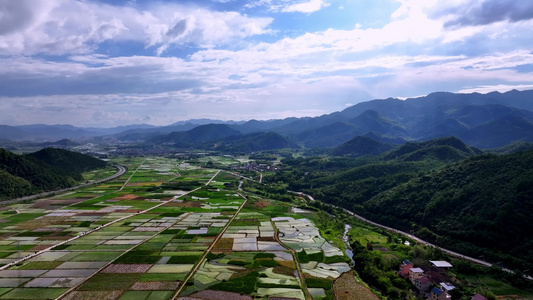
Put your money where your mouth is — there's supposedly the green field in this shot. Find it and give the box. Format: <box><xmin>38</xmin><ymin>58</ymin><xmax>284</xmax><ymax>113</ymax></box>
<box><xmin>4</xmin><ymin>155</ymin><xmax>515</xmax><ymax>300</ymax></box>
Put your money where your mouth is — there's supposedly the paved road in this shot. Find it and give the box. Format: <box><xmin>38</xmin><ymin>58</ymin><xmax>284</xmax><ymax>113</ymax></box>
<box><xmin>0</xmin><ymin>164</ymin><xmax>127</xmax><ymax>206</ymax></box>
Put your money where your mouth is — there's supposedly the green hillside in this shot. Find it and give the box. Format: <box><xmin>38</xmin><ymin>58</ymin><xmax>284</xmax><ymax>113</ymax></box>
<box><xmin>0</xmin><ymin>148</ymin><xmax>106</xmax><ymax>201</ymax></box>
<box><xmin>267</xmin><ymin>137</ymin><xmax>533</xmax><ymax>273</ymax></box>
<box><xmin>215</xmin><ymin>132</ymin><xmax>299</xmax><ymax>152</ymax></box>
<box><xmin>331</xmin><ymin>135</ymin><xmax>394</xmax><ymax>157</ymax></box>
<box><xmin>27</xmin><ymin>147</ymin><xmax>106</xmax><ymax>180</ymax></box>
<box><xmin>364</xmin><ymin>150</ymin><xmax>533</xmax><ymax>271</ymax></box>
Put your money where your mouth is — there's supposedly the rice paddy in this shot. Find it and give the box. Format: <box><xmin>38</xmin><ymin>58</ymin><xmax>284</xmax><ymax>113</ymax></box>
<box><xmin>0</xmin><ymin>156</ymin><xmax>354</xmax><ymax>299</ymax></box>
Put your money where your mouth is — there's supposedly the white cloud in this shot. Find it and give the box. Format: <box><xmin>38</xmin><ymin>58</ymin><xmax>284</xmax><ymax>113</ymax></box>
<box><xmin>0</xmin><ymin>0</ymin><xmax>273</xmax><ymax>55</ymax></box>
<box><xmin>1</xmin><ymin>0</ymin><xmax>532</xmax><ymax>126</ymax></box>
<box><xmin>245</xmin><ymin>0</ymin><xmax>329</xmax><ymax>13</ymax></box>
<box><xmin>458</xmin><ymin>84</ymin><xmax>533</xmax><ymax>94</ymax></box>
<box><xmin>281</xmin><ymin>0</ymin><xmax>330</xmax><ymax>13</ymax></box>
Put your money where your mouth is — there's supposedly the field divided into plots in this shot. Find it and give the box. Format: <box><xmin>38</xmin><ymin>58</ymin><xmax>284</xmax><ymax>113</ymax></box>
<box><xmin>0</xmin><ymin>157</ymin><xmax>352</xmax><ymax>300</ymax></box>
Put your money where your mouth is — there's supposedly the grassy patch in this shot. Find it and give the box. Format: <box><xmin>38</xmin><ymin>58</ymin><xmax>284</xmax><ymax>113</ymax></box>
<box><xmin>115</xmin><ymin>250</ymin><xmax>162</xmax><ymax>264</ymax></box>
<box><xmin>306</xmin><ymin>277</ymin><xmax>333</xmax><ymax>290</ymax></box>
<box><xmin>254</xmin><ymin>253</ymin><xmax>276</xmax><ymax>259</ymax></box>
<box><xmin>298</xmin><ymin>249</ymin><xmax>325</xmax><ymax>263</ymax></box>
<box><xmin>210</xmin><ymin>271</ymin><xmax>259</xmax><ymax>294</ymax></box>
<box><xmin>323</xmin><ymin>255</ymin><xmax>349</xmax><ymax>264</ymax></box>
<box><xmin>16</xmin><ymin>261</ymin><xmax>62</xmax><ymax>270</ymax></box>
<box><xmin>140</xmin><ymin>273</ymin><xmax>186</xmax><ymax>282</ymax></box>
<box><xmin>0</xmin><ymin>288</ymin><xmax>69</xmax><ymax>299</ymax></box>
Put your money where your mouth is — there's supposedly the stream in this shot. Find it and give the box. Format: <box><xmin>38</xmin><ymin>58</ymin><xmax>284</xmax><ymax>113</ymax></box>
<box><xmin>343</xmin><ymin>224</ymin><xmax>355</xmax><ymax>265</ymax></box>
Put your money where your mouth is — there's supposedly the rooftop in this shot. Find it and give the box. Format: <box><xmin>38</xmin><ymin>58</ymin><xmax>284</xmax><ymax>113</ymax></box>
<box><xmin>430</xmin><ymin>260</ymin><xmax>453</xmax><ymax>268</ymax></box>
<box><xmin>410</xmin><ymin>267</ymin><xmax>424</xmax><ymax>273</ymax></box>
<box><xmin>472</xmin><ymin>294</ymin><xmax>488</xmax><ymax>300</ymax></box>
<box><xmin>431</xmin><ymin>287</ymin><xmax>444</xmax><ymax>296</ymax></box>
<box><xmin>440</xmin><ymin>282</ymin><xmax>455</xmax><ymax>291</ymax></box>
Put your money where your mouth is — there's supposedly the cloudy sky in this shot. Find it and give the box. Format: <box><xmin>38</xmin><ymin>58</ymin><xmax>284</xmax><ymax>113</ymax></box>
<box><xmin>1</xmin><ymin>0</ymin><xmax>533</xmax><ymax>127</ymax></box>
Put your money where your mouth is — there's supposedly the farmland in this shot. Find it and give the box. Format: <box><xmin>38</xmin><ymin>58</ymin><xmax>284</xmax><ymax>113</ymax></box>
<box><xmin>0</xmin><ymin>157</ymin><xmax>358</xmax><ymax>300</ymax></box>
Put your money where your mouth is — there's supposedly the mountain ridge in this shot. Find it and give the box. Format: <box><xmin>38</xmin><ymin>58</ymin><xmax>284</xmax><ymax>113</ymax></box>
<box><xmin>2</xmin><ymin>89</ymin><xmax>533</xmax><ymax>149</ymax></box>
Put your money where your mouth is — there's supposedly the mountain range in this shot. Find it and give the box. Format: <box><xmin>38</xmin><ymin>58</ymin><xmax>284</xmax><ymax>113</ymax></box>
<box><xmin>2</xmin><ymin>89</ymin><xmax>533</xmax><ymax>149</ymax></box>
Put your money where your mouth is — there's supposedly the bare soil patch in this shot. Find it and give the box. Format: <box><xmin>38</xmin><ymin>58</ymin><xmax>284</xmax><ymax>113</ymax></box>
<box><xmin>276</xmin><ymin>261</ymin><xmax>296</xmax><ymax>269</ymax></box>
<box><xmin>167</xmin><ymin>201</ymin><xmax>202</xmax><ymax>208</ymax></box>
<box><xmin>130</xmin><ymin>281</ymin><xmax>180</xmax><ymax>290</ymax></box>
<box><xmin>30</xmin><ymin>244</ymin><xmax>54</xmax><ymax>251</ymax></box>
<box><xmin>101</xmin><ymin>264</ymin><xmax>153</xmax><ymax>273</ymax></box>
<box><xmin>62</xmin><ymin>290</ymin><xmax>123</xmax><ymax>300</ymax></box>
<box><xmin>114</xmin><ymin>194</ymin><xmax>138</xmax><ymax>200</ymax></box>
<box><xmin>212</xmin><ymin>238</ymin><xmax>233</xmax><ymax>250</ymax></box>
<box><xmin>252</xmin><ymin>200</ymin><xmax>272</xmax><ymax>209</ymax></box>
<box><xmin>78</xmin><ymin>212</ymin><xmax>106</xmax><ymax>216</ymax></box>
<box><xmin>333</xmin><ymin>272</ymin><xmax>379</xmax><ymax>300</ymax></box>
<box><xmin>17</xmin><ymin>216</ymin><xmax>69</xmax><ymax>230</ymax></box>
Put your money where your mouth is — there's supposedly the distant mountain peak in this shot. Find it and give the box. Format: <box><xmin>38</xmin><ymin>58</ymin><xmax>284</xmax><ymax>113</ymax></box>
<box><xmin>332</xmin><ymin>135</ymin><xmax>394</xmax><ymax>157</ymax></box>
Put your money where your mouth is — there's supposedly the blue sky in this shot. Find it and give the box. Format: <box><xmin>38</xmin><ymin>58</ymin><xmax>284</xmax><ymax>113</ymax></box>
<box><xmin>1</xmin><ymin>0</ymin><xmax>533</xmax><ymax>127</ymax></box>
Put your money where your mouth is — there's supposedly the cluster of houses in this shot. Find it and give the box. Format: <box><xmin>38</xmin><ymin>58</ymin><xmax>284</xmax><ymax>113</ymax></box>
<box><xmin>399</xmin><ymin>260</ymin><xmax>489</xmax><ymax>300</ymax></box>
<box><xmin>229</xmin><ymin>161</ymin><xmax>278</xmax><ymax>172</ymax></box>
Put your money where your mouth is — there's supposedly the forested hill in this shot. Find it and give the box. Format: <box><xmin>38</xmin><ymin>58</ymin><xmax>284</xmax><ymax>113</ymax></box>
<box><xmin>362</xmin><ymin>150</ymin><xmax>533</xmax><ymax>270</ymax></box>
<box><xmin>0</xmin><ymin>148</ymin><xmax>106</xmax><ymax>201</ymax></box>
<box><xmin>267</xmin><ymin>138</ymin><xmax>533</xmax><ymax>272</ymax></box>
<box><xmin>26</xmin><ymin>148</ymin><xmax>106</xmax><ymax>181</ymax></box>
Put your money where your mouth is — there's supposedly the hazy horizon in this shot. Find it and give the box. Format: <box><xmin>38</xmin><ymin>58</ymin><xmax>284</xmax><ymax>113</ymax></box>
<box><xmin>1</xmin><ymin>0</ymin><xmax>532</xmax><ymax>127</ymax></box>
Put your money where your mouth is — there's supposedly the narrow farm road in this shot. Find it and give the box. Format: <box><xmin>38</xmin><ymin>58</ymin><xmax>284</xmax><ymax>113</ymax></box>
<box><xmin>171</xmin><ymin>192</ymin><xmax>248</xmax><ymax>299</ymax></box>
<box><xmin>119</xmin><ymin>159</ymin><xmax>145</xmax><ymax>191</ymax></box>
<box><xmin>272</xmin><ymin>223</ymin><xmax>311</xmax><ymax>300</ymax></box>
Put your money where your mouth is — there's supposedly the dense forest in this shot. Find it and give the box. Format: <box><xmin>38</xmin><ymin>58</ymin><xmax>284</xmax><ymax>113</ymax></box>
<box><xmin>0</xmin><ymin>148</ymin><xmax>106</xmax><ymax>200</ymax></box>
<box><xmin>265</xmin><ymin>137</ymin><xmax>533</xmax><ymax>273</ymax></box>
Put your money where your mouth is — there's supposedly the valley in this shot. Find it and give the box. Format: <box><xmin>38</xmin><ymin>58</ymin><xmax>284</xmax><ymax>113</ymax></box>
<box><xmin>1</xmin><ymin>90</ymin><xmax>533</xmax><ymax>299</ymax></box>
<box><xmin>0</xmin><ymin>152</ymin><xmax>531</xmax><ymax>300</ymax></box>
<box><xmin>0</xmin><ymin>156</ymin><xmax>358</xmax><ymax>300</ymax></box>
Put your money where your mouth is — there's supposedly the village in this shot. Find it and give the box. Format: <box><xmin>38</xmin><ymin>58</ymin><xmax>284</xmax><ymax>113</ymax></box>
<box><xmin>399</xmin><ymin>260</ymin><xmax>488</xmax><ymax>300</ymax></box>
